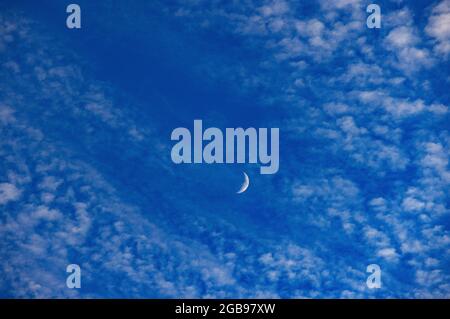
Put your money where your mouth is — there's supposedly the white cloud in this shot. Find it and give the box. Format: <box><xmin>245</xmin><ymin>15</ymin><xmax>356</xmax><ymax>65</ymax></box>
<box><xmin>377</xmin><ymin>247</ymin><xmax>399</xmax><ymax>262</ymax></box>
<box><xmin>426</xmin><ymin>0</ymin><xmax>450</xmax><ymax>57</ymax></box>
<box><xmin>369</xmin><ymin>197</ymin><xmax>388</xmax><ymax>212</ymax></box>
<box><xmin>384</xmin><ymin>8</ymin><xmax>414</xmax><ymax>28</ymax></box>
<box><xmin>259</xmin><ymin>0</ymin><xmax>289</xmax><ymax>17</ymax></box>
<box><xmin>337</xmin><ymin>62</ymin><xmax>384</xmax><ymax>85</ymax></box>
<box><xmin>415</xmin><ymin>269</ymin><xmax>443</xmax><ymax>286</ymax></box>
<box><xmin>386</xmin><ymin>26</ymin><xmax>419</xmax><ymax>48</ymax></box>
<box><xmin>402</xmin><ymin>197</ymin><xmax>426</xmax><ymax>212</ymax></box>
<box><xmin>0</xmin><ymin>104</ymin><xmax>15</xmax><ymax>124</ymax></box>
<box><xmin>0</xmin><ymin>183</ymin><xmax>21</xmax><ymax>205</ymax></box>
<box><xmin>295</xmin><ymin>19</ymin><xmax>325</xmax><ymax>38</ymax></box>
<box><xmin>364</xmin><ymin>226</ymin><xmax>391</xmax><ymax>247</ymax></box>
<box><xmin>319</xmin><ymin>0</ymin><xmax>361</xmax><ymax>11</ymax></box>
<box><xmin>355</xmin><ymin>90</ymin><xmax>447</xmax><ymax>118</ymax></box>
<box><xmin>384</xmin><ymin>26</ymin><xmax>434</xmax><ymax>73</ymax></box>
<box><xmin>32</xmin><ymin>206</ymin><xmax>62</xmax><ymax>221</ymax></box>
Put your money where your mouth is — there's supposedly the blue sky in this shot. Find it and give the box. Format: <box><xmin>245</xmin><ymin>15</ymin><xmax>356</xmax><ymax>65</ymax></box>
<box><xmin>0</xmin><ymin>0</ymin><xmax>449</xmax><ymax>298</ymax></box>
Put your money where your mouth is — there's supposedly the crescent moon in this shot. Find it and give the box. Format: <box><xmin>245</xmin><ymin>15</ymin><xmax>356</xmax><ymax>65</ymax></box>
<box><xmin>237</xmin><ymin>172</ymin><xmax>250</xmax><ymax>194</ymax></box>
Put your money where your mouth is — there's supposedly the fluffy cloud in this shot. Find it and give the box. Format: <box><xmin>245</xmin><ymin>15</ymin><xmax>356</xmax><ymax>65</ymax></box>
<box><xmin>426</xmin><ymin>0</ymin><xmax>450</xmax><ymax>56</ymax></box>
<box><xmin>384</xmin><ymin>26</ymin><xmax>434</xmax><ymax>72</ymax></box>
<box><xmin>0</xmin><ymin>183</ymin><xmax>21</xmax><ymax>205</ymax></box>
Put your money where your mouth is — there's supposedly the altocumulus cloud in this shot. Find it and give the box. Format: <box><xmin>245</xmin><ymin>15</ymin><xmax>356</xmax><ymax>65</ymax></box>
<box><xmin>0</xmin><ymin>0</ymin><xmax>449</xmax><ymax>298</ymax></box>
